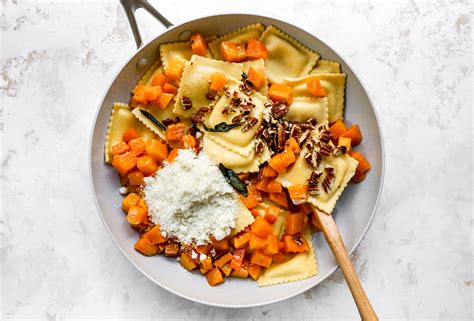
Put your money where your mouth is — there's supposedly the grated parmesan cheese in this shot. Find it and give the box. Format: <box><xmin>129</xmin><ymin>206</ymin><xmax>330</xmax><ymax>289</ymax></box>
<box><xmin>143</xmin><ymin>149</ymin><xmax>240</xmax><ymax>245</ymax></box>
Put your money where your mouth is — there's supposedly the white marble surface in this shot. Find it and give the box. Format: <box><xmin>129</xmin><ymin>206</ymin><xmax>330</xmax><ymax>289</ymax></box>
<box><xmin>1</xmin><ymin>0</ymin><xmax>472</xmax><ymax>319</ymax></box>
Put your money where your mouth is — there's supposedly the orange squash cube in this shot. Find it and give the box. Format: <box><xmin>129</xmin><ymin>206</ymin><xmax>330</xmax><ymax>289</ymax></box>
<box><xmin>180</xmin><ymin>134</ymin><xmax>197</xmax><ymax>149</ymax></box>
<box><xmin>220</xmin><ymin>41</ymin><xmax>247</xmax><ymax>62</ymax></box>
<box><xmin>240</xmin><ymin>193</ymin><xmax>259</xmax><ymax>209</ymax></box>
<box><xmin>210</xmin><ymin>72</ymin><xmax>227</xmax><ymax>91</ymax></box>
<box><xmin>247</xmin><ymin>66</ymin><xmax>266</xmax><ymax>88</ymax></box>
<box><xmin>268</xmin><ymin>83</ymin><xmax>293</xmax><ymax>104</ymax></box>
<box><xmin>263</xmin><ymin>234</ymin><xmax>279</xmax><ymax>256</ymax></box>
<box><xmin>111</xmin><ymin>141</ymin><xmax>130</xmax><ymax>156</ymax></box>
<box><xmin>220</xmin><ymin>263</ymin><xmax>233</xmax><ymax>277</ymax></box>
<box><xmin>136</xmin><ymin>155</ymin><xmax>158</xmax><ymax>175</ymax></box>
<box><xmin>144</xmin><ymin>86</ymin><xmax>163</xmax><ymax>101</ymax></box>
<box><xmin>352</xmin><ymin>169</ymin><xmax>366</xmax><ymax>183</ymax></box>
<box><xmin>250</xmin><ymin>250</ymin><xmax>272</xmax><ymax>267</ymax></box>
<box><xmin>248</xmin><ymin>263</ymin><xmax>262</xmax><ymax>280</ymax></box>
<box><xmin>246</xmin><ymin>39</ymin><xmax>268</xmax><ymax>59</ymax></box>
<box><xmin>285</xmin><ymin>137</ymin><xmax>300</xmax><ymax>153</ymax></box>
<box><xmin>180</xmin><ymin>253</ymin><xmax>197</xmax><ymax>271</ymax></box>
<box><xmin>151</xmin><ymin>73</ymin><xmax>169</xmax><ymax>87</ymax></box>
<box><xmin>231</xmin><ymin>266</ymin><xmax>249</xmax><ymax>278</ymax></box>
<box><xmin>264</xmin><ymin>205</ymin><xmax>280</xmax><ymax>224</ymax></box>
<box><xmin>167</xmin><ymin>149</ymin><xmax>179</xmax><ymax>162</ymax></box>
<box><xmin>341</xmin><ymin>125</ymin><xmax>363</xmax><ymax>146</ymax></box>
<box><xmin>200</xmin><ymin>257</ymin><xmax>214</xmax><ymax>272</ymax></box>
<box><xmin>134</xmin><ymin>235</ymin><xmax>158</xmax><ymax>256</ymax></box>
<box><xmin>132</xmin><ymin>85</ymin><xmax>148</xmax><ymax>103</ymax></box>
<box><xmin>250</xmin><ymin>216</ymin><xmax>273</xmax><ymax>238</ymax></box>
<box><xmin>249</xmin><ymin>232</ymin><xmax>268</xmax><ymax>250</ymax></box>
<box><xmin>156</xmin><ymin>93</ymin><xmax>174</xmax><ymax>109</ymax></box>
<box><xmin>266</xmin><ymin>180</ymin><xmax>282</xmax><ymax>194</ymax></box>
<box><xmin>287</xmin><ymin>185</ymin><xmax>308</xmax><ymax>200</ymax></box>
<box><xmin>166</xmin><ymin>123</ymin><xmax>186</xmax><ymax>141</ymax></box>
<box><xmin>267</xmin><ymin>192</ymin><xmax>289</xmax><ymax>208</ymax></box>
<box><xmin>349</xmin><ymin>151</ymin><xmax>371</xmax><ymax>173</ymax></box>
<box><xmin>230</xmin><ymin>248</ymin><xmax>246</xmax><ymax>270</ymax></box>
<box><xmin>146</xmin><ymin>225</ymin><xmax>168</xmax><ymax>244</ymax></box>
<box><xmin>165</xmin><ymin>59</ymin><xmax>185</xmax><ymax>80</ymax></box>
<box><xmin>255</xmin><ymin>177</ymin><xmax>272</xmax><ymax>192</ymax></box>
<box><xmin>127</xmin><ymin>170</ymin><xmax>144</xmax><ymax>186</ymax></box>
<box><xmin>285</xmin><ymin>213</ymin><xmax>304</xmax><ymax>235</ymax></box>
<box><xmin>162</xmin><ymin>83</ymin><xmax>178</xmax><ymax>94</ymax></box>
<box><xmin>214</xmin><ymin>252</ymin><xmax>233</xmax><ymax>268</ymax></box>
<box><xmin>112</xmin><ymin>152</ymin><xmax>137</xmax><ymax>176</ymax></box>
<box><xmin>307</xmin><ymin>77</ymin><xmax>328</xmax><ymax>97</ymax></box>
<box><xmin>190</xmin><ymin>33</ymin><xmax>209</xmax><ymax>56</ymax></box>
<box><xmin>122</xmin><ymin>128</ymin><xmax>139</xmax><ymax>142</ymax></box>
<box><xmin>233</xmin><ymin>232</ymin><xmax>251</xmax><ymax>249</ymax></box>
<box><xmin>121</xmin><ymin>192</ymin><xmax>141</xmax><ymax>213</ymax></box>
<box><xmin>128</xmin><ymin>137</ymin><xmax>146</xmax><ymax>156</ymax></box>
<box><xmin>211</xmin><ymin>236</ymin><xmax>229</xmax><ymax>251</ymax></box>
<box><xmin>206</xmin><ymin>267</ymin><xmax>225</xmax><ymax>286</ymax></box>
<box><xmin>282</xmin><ymin>234</ymin><xmax>309</xmax><ymax>253</ymax></box>
<box><xmin>261</xmin><ymin>166</ymin><xmax>277</xmax><ymax>178</ymax></box>
<box><xmin>145</xmin><ymin>139</ymin><xmax>168</xmax><ymax>162</ymax></box>
<box><xmin>338</xmin><ymin>136</ymin><xmax>352</xmax><ymax>150</ymax></box>
<box><xmin>127</xmin><ymin>205</ymin><xmax>148</xmax><ymax>227</ymax></box>
<box><xmin>329</xmin><ymin>119</ymin><xmax>347</xmax><ymax>140</ymax></box>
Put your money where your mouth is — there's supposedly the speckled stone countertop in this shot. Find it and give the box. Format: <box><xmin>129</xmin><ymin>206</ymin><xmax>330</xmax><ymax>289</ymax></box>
<box><xmin>1</xmin><ymin>0</ymin><xmax>472</xmax><ymax>319</ymax></box>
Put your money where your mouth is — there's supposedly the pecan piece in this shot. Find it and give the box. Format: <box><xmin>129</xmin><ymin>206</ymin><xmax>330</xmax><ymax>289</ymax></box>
<box><xmin>181</xmin><ymin>96</ymin><xmax>193</xmax><ymax>110</ymax></box>
<box><xmin>319</xmin><ymin>142</ymin><xmax>333</xmax><ymax>156</ymax></box>
<box><xmin>272</xmin><ymin>102</ymin><xmax>289</xmax><ymax>119</ymax></box>
<box><xmin>276</xmin><ymin>123</ymin><xmax>286</xmax><ymax>151</ymax></box>
<box><xmin>232</xmin><ymin>114</ymin><xmax>243</xmax><ymax>124</ymax></box>
<box><xmin>162</xmin><ymin>117</ymin><xmax>180</xmax><ymax>126</ymax></box>
<box><xmin>191</xmin><ymin>113</ymin><xmax>204</xmax><ymax>124</ymax></box>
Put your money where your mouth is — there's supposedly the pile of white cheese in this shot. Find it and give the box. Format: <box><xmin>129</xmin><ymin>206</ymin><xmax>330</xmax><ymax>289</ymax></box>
<box><xmin>143</xmin><ymin>149</ymin><xmax>240</xmax><ymax>245</ymax></box>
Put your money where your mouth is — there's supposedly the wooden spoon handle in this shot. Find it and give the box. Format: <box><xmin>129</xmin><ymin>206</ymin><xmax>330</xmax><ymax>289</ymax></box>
<box><xmin>312</xmin><ymin>206</ymin><xmax>378</xmax><ymax>321</ymax></box>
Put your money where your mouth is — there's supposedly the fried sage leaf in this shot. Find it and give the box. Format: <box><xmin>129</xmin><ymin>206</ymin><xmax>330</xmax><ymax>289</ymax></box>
<box><xmin>203</xmin><ymin>122</ymin><xmax>241</xmax><ymax>132</ymax></box>
<box><xmin>139</xmin><ymin>109</ymin><xmax>166</xmax><ymax>131</ymax></box>
<box><xmin>218</xmin><ymin>163</ymin><xmax>248</xmax><ymax>197</ymax></box>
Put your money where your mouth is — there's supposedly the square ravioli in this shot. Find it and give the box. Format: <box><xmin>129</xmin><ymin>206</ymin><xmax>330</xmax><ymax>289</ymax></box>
<box><xmin>260</xmin><ymin>25</ymin><xmax>319</xmax><ymax>84</ymax></box>
<box><xmin>284</xmin><ymin>97</ymin><xmax>329</xmax><ymax>125</ymax></box>
<box><xmin>173</xmin><ymin>55</ymin><xmax>244</xmax><ymax>117</ymax></box>
<box><xmin>283</xmin><ymin>73</ymin><xmax>346</xmax><ymax>123</ymax></box>
<box><xmin>310</xmin><ymin>59</ymin><xmax>341</xmax><ymax>74</ymax></box>
<box><xmin>208</xmin><ymin>23</ymin><xmax>265</xmax><ymax>60</ymax></box>
<box><xmin>104</xmin><ymin>103</ymin><xmax>156</xmax><ymax>163</ymax></box>
<box><xmin>159</xmin><ymin>34</ymin><xmax>215</xmax><ymax>71</ymax></box>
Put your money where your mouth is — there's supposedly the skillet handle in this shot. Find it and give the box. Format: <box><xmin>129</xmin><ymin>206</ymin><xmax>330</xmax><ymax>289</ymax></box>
<box><xmin>120</xmin><ymin>0</ymin><xmax>173</xmax><ymax>48</ymax></box>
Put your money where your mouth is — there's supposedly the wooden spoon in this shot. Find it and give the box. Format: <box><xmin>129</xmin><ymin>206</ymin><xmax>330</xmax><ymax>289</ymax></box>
<box><xmin>312</xmin><ymin>205</ymin><xmax>378</xmax><ymax>320</ymax></box>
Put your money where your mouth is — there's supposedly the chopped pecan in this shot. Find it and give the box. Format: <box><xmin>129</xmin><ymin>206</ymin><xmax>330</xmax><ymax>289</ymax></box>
<box><xmin>181</xmin><ymin>96</ymin><xmax>192</xmax><ymax>110</ymax></box>
<box><xmin>307</xmin><ymin>171</ymin><xmax>322</xmax><ymax>195</ymax></box>
<box><xmin>322</xmin><ymin>165</ymin><xmax>336</xmax><ymax>193</ymax></box>
<box><xmin>231</xmin><ymin>97</ymin><xmax>242</xmax><ymax>107</ymax></box>
<box><xmin>319</xmin><ymin>142</ymin><xmax>333</xmax><ymax>156</ymax></box>
<box><xmin>206</xmin><ymin>90</ymin><xmax>217</xmax><ymax>100</ymax></box>
<box><xmin>319</xmin><ymin>129</ymin><xmax>331</xmax><ymax>144</ymax></box>
<box><xmin>232</xmin><ymin>114</ymin><xmax>243</xmax><ymax>123</ymax></box>
<box><xmin>198</xmin><ymin>107</ymin><xmax>211</xmax><ymax>113</ymax></box>
<box><xmin>190</xmin><ymin>113</ymin><xmax>204</xmax><ymax>124</ymax></box>
<box><xmin>299</xmin><ymin>129</ymin><xmax>312</xmax><ymax>145</ymax></box>
<box><xmin>272</xmin><ymin>102</ymin><xmax>289</xmax><ymax>119</ymax></box>
<box><xmin>255</xmin><ymin>139</ymin><xmax>265</xmax><ymax>155</ymax></box>
<box><xmin>276</xmin><ymin>123</ymin><xmax>286</xmax><ymax>151</ymax></box>
<box><xmin>307</xmin><ymin>118</ymin><xmax>318</xmax><ymax>126</ymax></box>
<box><xmin>162</xmin><ymin>117</ymin><xmax>180</xmax><ymax>126</ymax></box>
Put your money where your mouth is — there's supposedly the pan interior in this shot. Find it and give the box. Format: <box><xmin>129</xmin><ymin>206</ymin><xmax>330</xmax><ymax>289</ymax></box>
<box><xmin>90</xmin><ymin>14</ymin><xmax>384</xmax><ymax>308</ymax></box>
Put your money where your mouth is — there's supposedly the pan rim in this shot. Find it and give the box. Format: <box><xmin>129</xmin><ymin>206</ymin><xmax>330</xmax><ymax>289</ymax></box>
<box><xmin>88</xmin><ymin>12</ymin><xmax>385</xmax><ymax>308</ymax></box>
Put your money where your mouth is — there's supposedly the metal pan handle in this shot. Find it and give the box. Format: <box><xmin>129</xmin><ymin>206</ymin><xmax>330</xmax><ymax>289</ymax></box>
<box><xmin>120</xmin><ymin>0</ymin><xmax>173</xmax><ymax>48</ymax></box>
